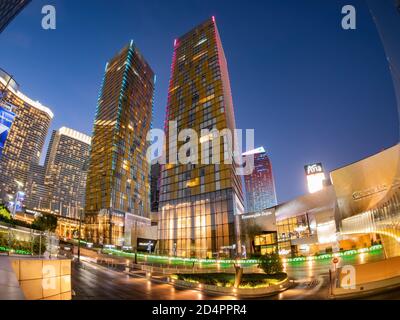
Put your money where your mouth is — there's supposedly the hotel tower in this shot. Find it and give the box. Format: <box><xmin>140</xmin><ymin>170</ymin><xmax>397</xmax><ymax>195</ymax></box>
<box><xmin>158</xmin><ymin>17</ymin><xmax>245</xmax><ymax>258</ymax></box>
<box><xmin>243</xmin><ymin>147</ymin><xmax>277</xmax><ymax>212</ymax></box>
<box><xmin>0</xmin><ymin>68</ymin><xmax>53</xmax><ymax>201</ymax></box>
<box><xmin>25</xmin><ymin>127</ymin><xmax>91</xmax><ymax>219</ymax></box>
<box><xmin>85</xmin><ymin>42</ymin><xmax>155</xmax><ymax>245</ymax></box>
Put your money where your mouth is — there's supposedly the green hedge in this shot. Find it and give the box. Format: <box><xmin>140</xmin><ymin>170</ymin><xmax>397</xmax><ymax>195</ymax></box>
<box><xmin>174</xmin><ymin>272</ymin><xmax>287</xmax><ymax>288</ymax></box>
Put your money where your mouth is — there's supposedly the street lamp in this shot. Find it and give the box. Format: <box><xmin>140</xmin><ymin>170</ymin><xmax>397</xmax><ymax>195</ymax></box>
<box><xmin>77</xmin><ymin>208</ymin><xmax>83</xmax><ymax>263</ymax></box>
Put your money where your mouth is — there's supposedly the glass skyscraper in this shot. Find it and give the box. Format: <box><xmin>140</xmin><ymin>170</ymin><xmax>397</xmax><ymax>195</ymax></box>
<box><xmin>157</xmin><ymin>17</ymin><xmax>245</xmax><ymax>258</ymax></box>
<box><xmin>243</xmin><ymin>147</ymin><xmax>277</xmax><ymax>212</ymax></box>
<box><xmin>0</xmin><ymin>0</ymin><xmax>31</xmax><ymax>33</ymax></box>
<box><xmin>85</xmin><ymin>42</ymin><xmax>155</xmax><ymax>246</ymax></box>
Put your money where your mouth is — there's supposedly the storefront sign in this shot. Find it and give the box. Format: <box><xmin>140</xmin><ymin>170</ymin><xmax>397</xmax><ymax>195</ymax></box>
<box><xmin>241</xmin><ymin>210</ymin><xmax>273</xmax><ymax>220</ymax></box>
<box><xmin>352</xmin><ymin>179</ymin><xmax>400</xmax><ymax>201</ymax></box>
<box><xmin>137</xmin><ymin>238</ymin><xmax>157</xmax><ymax>253</ymax></box>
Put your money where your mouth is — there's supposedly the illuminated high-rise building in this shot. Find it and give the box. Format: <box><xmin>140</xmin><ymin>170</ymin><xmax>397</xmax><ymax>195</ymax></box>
<box><xmin>85</xmin><ymin>42</ymin><xmax>155</xmax><ymax>245</ymax></box>
<box><xmin>243</xmin><ymin>147</ymin><xmax>277</xmax><ymax>212</ymax></box>
<box><xmin>0</xmin><ymin>0</ymin><xmax>32</xmax><ymax>33</ymax></box>
<box><xmin>158</xmin><ymin>17</ymin><xmax>245</xmax><ymax>258</ymax></box>
<box><xmin>44</xmin><ymin>127</ymin><xmax>91</xmax><ymax>218</ymax></box>
<box><xmin>25</xmin><ymin>127</ymin><xmax>91</xmax><ymax>219</ymax></box>
<box><xmin>0</xmin><ymin>69</ymin><xmax>53</xmax><ymax>201</ymax></box>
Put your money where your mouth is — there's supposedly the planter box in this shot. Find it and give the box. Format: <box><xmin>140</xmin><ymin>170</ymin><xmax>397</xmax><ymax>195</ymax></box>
<box><xmin>171</xmin><ymin>278</ymin><xmax>289</xmax><ymax>297</ymax></box>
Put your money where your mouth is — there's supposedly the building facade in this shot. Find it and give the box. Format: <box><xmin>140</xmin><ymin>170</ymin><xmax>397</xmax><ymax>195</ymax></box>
<box><xmin>45</xmin><ymin>127</ymin><xmax>90</xmax><ymax>218</ymax></box>
<box><xmin>0</xmin><ymin>0</ymin><xmax>31</xmax><ymax>33</ymax></box>
<box><xmin>85</xmin><ymin>42</ymin><xmax>155</xmax><ymax>246</ymax></box>
<box><xmin>157</xmin><ymin>17</ymin><xmax>245</xmax><ymax>258</ymax></box>
<box><xmin>331</xmin><ymin>143</ymin><xmax>400</xmax><ymax>258</ymax></box>
<box><xmin>150</xmin><ymin>162</ymin><xmax>161</xmax><ymax>213</ymax></box>
<box><xmin>25</xmin><ymin>163</ymin><xmax>47</xmax><ymax>210</ymax></box>
<box><xmin>0</xmin><ymin>69</ymin><xmax>53</xmax><ymax>202</ymax></box>
<box><xmin>243</xmin><ymin>147</ymin><xmax>277</xmax><ymax>212</ymax></box>
<box><xmin>25</xmin><ymin>127</ymin><xmax>90</xmax><ymax>221</ymax></box>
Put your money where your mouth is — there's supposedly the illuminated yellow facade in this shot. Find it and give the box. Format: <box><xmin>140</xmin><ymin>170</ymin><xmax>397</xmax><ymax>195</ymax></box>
<box><xmin>158</xmin><ymin>18</ymin><xmax>245</xmax><ymax>258</ymax></box>
<box><xmin>331</xmin><ymin>143</ymin><xmax>400</xmax><ymax>258</ymax></box>
<box><xmin>85</xmin><ymin>42</ymin><xmax>154</xmax><ymax>245</ymax></box>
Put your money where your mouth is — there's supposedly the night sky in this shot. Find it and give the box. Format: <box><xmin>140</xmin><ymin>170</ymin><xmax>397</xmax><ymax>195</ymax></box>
<box><xmin>0</xmin><ymin>0</ymin><xmax>399</xmax><ymax>203</ymax></box>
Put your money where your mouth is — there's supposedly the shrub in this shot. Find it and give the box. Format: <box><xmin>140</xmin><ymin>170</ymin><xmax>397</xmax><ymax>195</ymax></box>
<box><xmin>175</xmin><ymin>272</ymin><xmax>287</xmax><ymax>288</ymax></box>
<box><xmin>0</xmin><ymin>205</ymin><xmax>11</xmax><ymax>220</ymax></box>
<box><xmin>32</xmin><ymin>213</ymin><xmax>57</xmax><ymax>232</ymax></box>
<box><xmin>258</xmin><ymin>252</ymin><xmax>283</xmax><ymax>275</ymax></box>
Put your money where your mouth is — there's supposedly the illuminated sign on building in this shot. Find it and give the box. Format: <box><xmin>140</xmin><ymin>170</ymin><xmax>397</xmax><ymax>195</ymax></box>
<box><xmin>241</xmin><ymin>210</ymin><xmax>274</xmax><ymax>220</ymax></box>
<box><xmin>14</xmin><ymin>191</ymin><xmax>25</xmax><ymax>212</ymax></box>
<box><xmin>304</xmin><ymin>163</ymin><xmax>326</xmax><ymax>193</ymax></box>
<box><xmin>137</xmin><ymin>238</ymin><xmax>157</xmax><ymax>253</ymax></box>
<box><xmin>0</xmin><ymin>104</ymin><xmax>15</xmax><ymax>156</ymax></box>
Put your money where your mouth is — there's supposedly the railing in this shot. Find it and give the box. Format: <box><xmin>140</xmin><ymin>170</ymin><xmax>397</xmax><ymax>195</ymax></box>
<box><xmin>0</xmin><ymin>221</ymin><xmax>58</xmax><ymax>256</ymax></box>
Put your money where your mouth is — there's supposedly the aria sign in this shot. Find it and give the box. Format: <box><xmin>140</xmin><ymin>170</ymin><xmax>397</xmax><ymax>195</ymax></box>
<box><xmin>304</xmin><ymin>163</ymin><xmax>323</xmax><ymax>176</ymax></box>
<box><xmin>304</xmin><ymin>163</ymin><xmax>326</xmax><ymax>194</ymax></box>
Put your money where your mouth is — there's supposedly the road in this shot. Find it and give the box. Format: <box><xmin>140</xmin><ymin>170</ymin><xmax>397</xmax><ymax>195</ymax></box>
<box><xmin>71</xmin><ymin>259</ymin><xmax>330</xmax><ymax>300</ymax></box>
<box><xmin>72</xmin><ymin>260</ymin><xmax>236</xmax><ymax>300</ymax></box>
<box><xmin>71</xmin><ymin>249</ymin><xmax>400</xmax><ymax>300</ymax></box>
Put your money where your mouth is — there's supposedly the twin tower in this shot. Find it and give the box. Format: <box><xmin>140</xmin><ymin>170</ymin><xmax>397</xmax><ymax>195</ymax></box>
<box><xmin>85</xmin><ymin>17</ymin><xmax>245</xmax><ymax>258</ymax></box>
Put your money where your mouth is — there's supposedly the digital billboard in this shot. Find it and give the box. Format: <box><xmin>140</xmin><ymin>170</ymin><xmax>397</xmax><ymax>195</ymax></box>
<box><xmin>304</xmin><ymin>163</ymin><xmax>326</xmax><ymax>193</ymax></box>
<box><xmin>0</xmin><ymin>104</ymin><xmax>15</xmax><ymax>156</ymax></box>
<box><xmin>137</xmin><ymin>238</ymin><xmax>157</xmax><ymax>253</ymax></box>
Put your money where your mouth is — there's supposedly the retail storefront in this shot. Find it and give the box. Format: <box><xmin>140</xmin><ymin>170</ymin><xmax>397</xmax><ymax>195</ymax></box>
<box><xmin>241</xmin><ymin>185</ymin><xmax>339</xmax><ymax>257</ymax></box>
<box><xmin>330</xmin><ymin>143</ymin><xmax>400</xmax><ymax>258</ymax></box>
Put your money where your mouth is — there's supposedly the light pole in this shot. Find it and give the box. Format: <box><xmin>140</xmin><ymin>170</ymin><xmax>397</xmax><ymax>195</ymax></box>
<box><xmin>77</xmin><ymin>208</ymin><xmax>83</xmax><ymax>263</ymax></box>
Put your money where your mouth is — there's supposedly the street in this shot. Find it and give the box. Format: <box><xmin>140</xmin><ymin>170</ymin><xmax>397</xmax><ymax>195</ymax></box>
<box><xmin>71</xmin><ymin>259</ymin><xmax>329</xmax><ymax>300</ymax></box>
<box><xmin>72</xmin><ymin>260</ymin><xmax>235</xmax><ymax>300</ymax></box>
<box><xmin>71</xmin><ymin>248</ymin><xmax>400</xmax><ymax>300</ymax></box>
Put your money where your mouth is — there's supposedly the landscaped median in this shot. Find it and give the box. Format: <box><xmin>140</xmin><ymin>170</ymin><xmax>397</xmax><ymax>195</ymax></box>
<box><xmin>167</xmin><ymin>272</ymin><xmax>290</xmax><ymax>297</ymax></box>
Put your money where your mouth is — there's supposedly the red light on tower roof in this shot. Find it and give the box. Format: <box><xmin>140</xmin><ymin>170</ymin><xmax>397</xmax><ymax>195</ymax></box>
<box><xmin>212</xmin><ymin>16</ymin><xmax>216</xmax><ymax>22</ymax></box>
<box><xmin>174</xmin><ymin>39</ymin><xmax>178</xmax><ymax>47</ymax></box>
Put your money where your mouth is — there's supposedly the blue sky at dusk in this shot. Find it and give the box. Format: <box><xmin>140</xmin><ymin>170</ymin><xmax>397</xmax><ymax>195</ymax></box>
<box><xmin>0</xmin><ymin>0</ymin><xmax>399</xmax><ymax>203</ymax></box>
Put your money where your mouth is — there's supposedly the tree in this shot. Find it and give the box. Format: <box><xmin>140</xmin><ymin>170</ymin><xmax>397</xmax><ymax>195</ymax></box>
<box><xmin>240</xmin><ymin>223</ymin><xmax>263</xmax><ymax>256</ymax></box>
<box><xmin>32</xmin><ymin>213</ymin><xmax>58</xmax><ymax>232</ymax></box>
<box><xmin>258</xmin><ymin>252</ymin><xmax>283</xmax><ymax>275</ymax></box>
